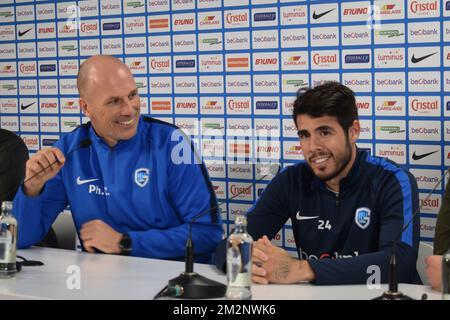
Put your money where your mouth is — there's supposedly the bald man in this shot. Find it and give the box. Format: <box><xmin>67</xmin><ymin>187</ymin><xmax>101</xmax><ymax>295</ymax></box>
<box><xmin>13</xmin><ymin>55</ymin><xmax>222</xmax><ymax>262</ymax></box>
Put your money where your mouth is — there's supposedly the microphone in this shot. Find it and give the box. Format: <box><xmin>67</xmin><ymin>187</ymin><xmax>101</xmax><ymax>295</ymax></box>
<box><xmin>373</xmin><ymin>168</ymin><xmax>449</xmax><ymax>300</ymax></box>
<box><xmin>154</xmin><ymin>163</ymin><xmax>281</xmax><ymax>299</ymax></box>
<box><xmin>23</xmin><ymin>139</ymin><xmax>92</xmax><ymax>184</ymax></box>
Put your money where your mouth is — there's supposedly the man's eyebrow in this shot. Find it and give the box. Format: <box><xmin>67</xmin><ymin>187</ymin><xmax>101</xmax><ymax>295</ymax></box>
<box><xmin>315</xmin><ymin>125</ymin><xmax>335</xmax><ymax>132</ymax></box>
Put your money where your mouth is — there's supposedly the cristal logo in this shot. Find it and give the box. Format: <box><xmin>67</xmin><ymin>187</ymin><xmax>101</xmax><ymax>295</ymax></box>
<box><xmin>255</xmin><ymin>58</ymin><xmax>277</xmax><ymax>65</ymax></box>
<box><xmin>420</xmin><ymin>197</ymin><xmax>439</xmax><ymax>208</ymax></box>
<box><xmin>23</xmin><ymin>137</ymin><xmax>38</xmax><ymax>145</ymax></box>
<box><xmin>313</xmin><ymin>53</ymin><xmax>337</xmax><ymax>65</ymax></box>
<box><xmin>411</xmin><ymin>99</ymin><xmax>438</xmax><ymax>111</ymax></box>
<box><xmin>38</xmin><ymin>27</ymin><xmax>54</xmax><ymax>34</ymax></box>
<box><xmin>410</xmin><ymin>0</ymin><xmax>437</xmax><ymax>13</ymax></box>
<box><xmin>226</xmin><ymin>13</ymin><xmax>248</xmax><ymax>24</ymax></box>
<box><xmin>174</xmin><ymin>18</ymin><xmax>194</xmax><ymax>25</ymax></box>
<box><xmin>81</xmin><ymin>23</ymin><xmax>98</xmax><ymax>32</ymax></box>
<box><xmin>228</xmin><ymin>99</ymin><xmax>250</xmax><ymax>110</ymax></box>
<box><xmin>230</xmin><ymin>185</ymin><xmax>251</xmax><ymax>196</ymax></box>
<box><xmin>19</xmin><ymin>64</ymin><xmax>35</xmax><ymax>73</ymax></box>
<box><xmin>343</xmin><ymin>7</ymin><xmax>368</xmax><ymax>15</ymax></box>
<box><xmin>150</xmin><ymin>59</ymin><xmax>169</xmax><ymax>69</ymax></box>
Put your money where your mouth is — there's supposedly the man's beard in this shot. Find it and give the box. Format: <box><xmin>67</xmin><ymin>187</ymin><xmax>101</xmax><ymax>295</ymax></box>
<box><xmin>315</xmin><ymin>137</ymin><xmax>353</xmax><ymax>182</ymax></box>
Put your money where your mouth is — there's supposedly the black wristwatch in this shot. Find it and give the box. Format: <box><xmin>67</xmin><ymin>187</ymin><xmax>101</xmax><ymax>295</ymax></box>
<box><xmin>119</xmin><ymin>233</ymin><xmax>132</xmax><ymax>255</ymax></box>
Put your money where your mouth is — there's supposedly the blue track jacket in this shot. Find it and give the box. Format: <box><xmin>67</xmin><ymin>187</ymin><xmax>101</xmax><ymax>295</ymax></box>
<box><xmin>14</xmin><ymin>116</ymin><xmax>222</xmax><ymax>262</ymax></box>
<box><xmin>215</xmin><ymin>149</ymin><xmax>420</xmax><ymax>285</ymax></box>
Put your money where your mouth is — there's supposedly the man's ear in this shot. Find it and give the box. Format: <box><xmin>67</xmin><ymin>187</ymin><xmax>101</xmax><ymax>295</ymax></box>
<box><xmin>348</xmin><ymin>120</ymin><xmax>360</xmax><ymax>143</ymax></box>
<box><xmin>79</xmin><ymin>98</ymin><xmax>89</xmax><ymax>117</ymax></box>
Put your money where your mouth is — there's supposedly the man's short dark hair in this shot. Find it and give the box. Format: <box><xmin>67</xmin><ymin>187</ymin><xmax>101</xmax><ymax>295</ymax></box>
<box><xmin>292</xmin><ymin>81</ymin><xmax>358</xmax><ymax>132</ymax></box>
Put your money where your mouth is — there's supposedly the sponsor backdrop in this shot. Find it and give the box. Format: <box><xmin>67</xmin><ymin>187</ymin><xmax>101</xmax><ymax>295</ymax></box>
<box><xmin>0</xmin><ymin>0</ymin><xmax>448</xmax><ymax>252</ymax></box>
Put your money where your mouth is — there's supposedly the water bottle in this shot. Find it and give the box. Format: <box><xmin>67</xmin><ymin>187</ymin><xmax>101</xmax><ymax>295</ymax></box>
<box><xmin>443</xmin><ymin>249</ymin><xmax>450</xmax><ymax>300</ymax></box>
<box><xmin>0</xmin><ymin>201</ymin><xmax>17</xmax><ymax>278</ymax></box>
<box><xmin>226</xmin><ymin>214</ymin><xmax>253</xmax><ymax>300</ymax></box>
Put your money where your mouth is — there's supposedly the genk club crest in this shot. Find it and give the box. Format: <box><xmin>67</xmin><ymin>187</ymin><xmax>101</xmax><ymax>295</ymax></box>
<box><xmin>355</xmin><ymin>207</ymin><xmax>371</xmax><ymax>229</ymax></box>
<box><xmin>134</xmin><ymin>168</ymin><xmax>150</xmax><ymax>187</ymax></box>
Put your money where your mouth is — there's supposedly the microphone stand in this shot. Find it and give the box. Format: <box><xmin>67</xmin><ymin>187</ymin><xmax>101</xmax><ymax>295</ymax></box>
<box><xmin>156</xmin><ymin>163</ymin><xmax>281</xmax><ymax>299</ymax></box>
<box><xmin>373</xmin><ymin>169</ymin><xmax>449</xmax><ymax>300</ymax></box>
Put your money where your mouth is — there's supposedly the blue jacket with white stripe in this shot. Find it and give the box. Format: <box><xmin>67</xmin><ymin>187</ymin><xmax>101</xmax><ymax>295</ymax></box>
<box><xmin>215</xmin><ymin>148</ymin><xmax>420</xmax><ymax>285</ymax></box>
<box><xmin>14</xmin><ymin>116</ymin><xmax>222</xmax><ymax>262</ymax></box>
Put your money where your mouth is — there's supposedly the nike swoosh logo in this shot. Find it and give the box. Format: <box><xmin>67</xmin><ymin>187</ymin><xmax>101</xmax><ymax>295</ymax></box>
<box><xmin>18</xmin><ymin>28</ymin><xmax>33</xmax><ymax>37</ymax></box>
<box><xmin>411</xmin><ymin>52</ymin><xmax>437</xmax><ymax>64</ymax></box>
<box><xmin>20</xmin><ymin>102</ymin><xmax>35</xmax><ymax>110</ymax></box>
<box><xmin>296</xmin><ymin>211</ymin><xmax>319</xmax><ymax>221</ymax></box>
<box><xmin>76</xmin><ymin>177</ymin><xmax>99</xmax><ymax>185</ymax></box>
<box><xmin>312</xmin><ymin>8</ymin><xmax>335</xmax><ymax>20</ymax></box>
<box><xmin>412</xmin><ymin>150</ymin><xmax>438</xmax><ymax>161</ymax></box>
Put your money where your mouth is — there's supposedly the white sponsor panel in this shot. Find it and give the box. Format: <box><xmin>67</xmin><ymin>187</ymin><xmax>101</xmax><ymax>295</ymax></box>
<box><xmin>198</xmin><ymin>0</ymin><xmax>221</xmax><ymax>9</ymax></box>
<box><xmin>409</xmin><ymin>144</ymin><xmax>441</xmax><ymax>166</ymax></box>
<box><xmin>356</xmin><ymin>96</ymin><xmax>373</xmax><ymax>116</ymax></box>
<box><xmin>228</xmin><ymin>203</ymin><xmax>252</xmax><ymax>222</ymax></box>
<box><xmin>172</xmin><ymin>12</ymin><xmax>196</xmax><ymax>32</ymax></box>
<box><xmin>373</xmin><ymin>1</ymin><xmax>405</xmax><ymax>20</ymax></box>
<box><xmin>79</xmin><ymin>38</ymin><xmax>100</xmax><ymax>56</ymax></box>
<box><xmin>212</xmin><ymin>181</ymin><xmax>226</xmax><ymax>200</ymax></box>
<box><xmin>282</xmin><ymin>73</ymin><xmax>309</xmax><ymax>93</ymax></box>
<box><xmin>226</xmin><ymin>74</ymin><xmax>251</xmax><ymax>93</ymax></box>
<box><xmin>18</xmin><ymin>61</ymin><xmax>37</xmax><ymax>77</ymax></box>
<box><xmin>375</xmin><ymin>144</ymin><xmax>406</xmax><ymax>164</ymax></box>
<box><xmin>283</xmin><ymin>140</ymin><xmax>304</xmax><ymax>161</ymax></box>
<box><xmin>39</xmin><ymin>79</ymin><xmax>58</xmax><ymax>95</ymax></box>
<box><xmin>358</xmin><ymin>119</ymin><xmax>373</xmax><ymax>140</ymax></box>
<box><xmin>374</xmin><ymin>47</ymin><xmax>405</xmax><ymax>68</ymax></box>
<box><xmin>17</xmin><ymin>23</ymin><xmax>35</xmax><ymax>40</ymax></box>
<box><xmin>173</xmin><ymin>33</ymin><xmax>196</xmax><ymax>52</ymax></box>
<box><xmin>374</xmin><ymin>72</ymin><xmax>405</xmax><ymax>92</ymax></box>
<box><xmin>39</xmin><ymin>98</ymin><xmax>58</xmax><ymax>114</ymax></box>
<box><xmin>79</xmin><ymin>20</ymin><xmax>99</xmax><ymax>37</ymax></box>
<box><xmin>0</xmin><ymin>62</ymin><xmax>17</xmax><ymax>78</ymax></box>
<box><xmin>125</xmin><ymin>57</ymin><xmax>147</xmax><ymax>75</ymax></box>
<box><xmin>445</xmin><ymin>71</ymin><xmax>450</xmax><ymax>92</ymax></box>
<box><xmin>174</xmin><ymin>76</ymin><xmax>197</xmax><ymax>94</ymax></box>
<box><xmin>199</xmin><ymin>54</ymin><xmax>223</xmax><ymax>72</ymax></box>
<box><xmin>200</xmin><ymin>97</ymin><xmax>224</xmax><ymax>115</ymax></box>
<box><xmin>174</xmin><ymin>55</ymin><xmax>197</xmax><ymax>73</ymax></box>
<box><xmin>0</xmin><ymin>80</ymin><xmax>18</xmax><ymax>96</ymax></box>
<box><xmin>148</xmin><ymin>0</ymin><xmax>170</xmax><ymax>12</ymax></box>
<box><xmin>21</xmin><ymin>134</ymin><xmax>39</xmax><ymax>151</ymax></box>
<box><xmin>101</xmin><ymin>18</ymin><xmax>122</xmax><ymax>36</ymax></box>
<box><xmin>1</xmin><ymin>116</ymin><xmax>19</xmax><ymax>131</ymax></box>
<box><xmin>311</xmin><ymin>73</ymin><xmax>340</xmax><ymax>88</ymax></box>
<box><xmin>150</xmin><ymin>97</ymin><xmax>172</xmax><ymax>114</ymax></box>
<box><xmin>253</xmin><ymin>96</ymin><xmax>279</xmax><ymax>115</ymax></box>
<box><xmin>149</xmin><ymin>77</ymin><xmax>172</xmax><ymax>94</ymax></box>
<box><xmin>60</xmin><ymin>98</ymin><xmax>79</xmax><ymax>114</ymax></box>
<box><xmin>374</xmin><ymin>23</ymin><xmax>405</xmax><ymax>44</ymax></box>
<box><xmin>16</xmin><ymin>5</ymin><xmax>34</xmax><ymax>22</ymax></box>
<box><xmin>409</xmin><ymin>96</ymin><xmax>440</xmax><ymax>117</ymax></box>
<box><xmin>310</xmin><ymin>3</ymin><xmax>338</xmax><ymax>24</ymax></box>
<box><xmin>102</xmin><ymin>37</ymin><xmax>123</xmax><ymax>55</ymax></box>
<box><xmin>226</xmin><ymin>118</ymin><xmax>252</xmax><ymax>138</ymax></box>
<box><xmin>197</xmin><ymin>11</ymin><xmax>222</xmax><ymax>30</ymax></box>
<box><xmin>253</xmin><ymin>75</ymin><xmax>279</xmax><ymax>94</ymax></box>
<box><xmin>204</xmin><ymin>160</ymin><xmax>225</xmax><ymax>178</ymax></box>
<box><xmin>282</xmin><ymin>96</ymin><xmax>295</xmax><ymax>116</ymax></box>
<box><xmin>284</xmin><ymin>229</ymin><xmax>296</xmax><ymax>248</ymax></box>
<box><xmin>148</xmin><ymin>35</ymin><xmax>171</xmax><ymax>53</ymax></box>
<box><xmin>419</xmin><ymin>193</ymin><xmax>441</xmax><ymax>214</ymax></box>
<box><xmin>100</xmin><ymin>0</ymin><xmax>121</xmax><ymax>15</ymax></box>
<box><xmin>175</xmin><ymin>117</ymin><xmax>199</xmax><ymax>136</ymax></box>
<box><xmin>255</xmin><ymin>118</ymin><xmax>280</xmax><ymax>138</ymax></box>
<box><xmin>38</xmin><ymin>42</ymin><xmax>57</xmax><ymax>58</ymax></box>
<box><xmin>444</xmin><ymin>21</ymin><xmax>450</xmax><ymax>42</ymax></box>
<box><xmin>444</xmin><ymin>46</ymin><xmax>450</xmax><ymax>67</ymax></box>
<box><xmin>256</xmin><ymin>139</ymin><xmax>281</xmax><ymax>160</ymax></box>
<box><xmin>172</xmin><ymin>0</ymin><xmax>195</xmax><ymax>11</ymax></box>
<box><xmin>224</xmin><ymin>9</ymin><xmax>249</xmax><ymax>29</ymax></box>
<box><xmin>341</xmin><ymin>25</ymin><xmax>372</xmax><ymax>46</ymax></box>
<box><xmin>59</xmin><ymin>78</ymin><xmax>77</xmax><ymax>95</ymax></box>
<box><xmin>280</xmin><ymin>28</ymin><xmax>308</xmax><ymax>48</ymax></box>
<box><xmin>224</xmin><ymin>0</ymin><xmax>249</xmax><ymax>6</ymax></box>
<box><xmin>410</xmin><ymin>169</ymin><xmax>442</xmax><ymax>190</ymax></box>
<box><xmin>342</xmin><ymin>73</ymin><xmax>371</xmax><ymax>93</ymax></box>
<box><xmin>280</xmin><ymin>5</ymin><xmax>308</xmax><ymax>25</ymax></box>
<box><xmin>409</xmin><ymin>121</ymin><xmax>441</xmax><ymax>141</ymax></box>
<box><xmin>125</xmin><ymin>37</ymin><xmax>146</xmax><ymax>54</ymax></box>
<box><xmin>20</xmin><ymin>116</ymin><xmax>39</xmax><ymax>132</ymax></box>
<box><xmin>282</xmin><ymin>118</ymin><xmax>297</xmax><ymax>138</ymax></box>
<box><xmin>123</xmin><ymin>0</ymin><xmax>145</xmax><ymax>14</ymax></box>
<box><xmin>341</xmin><ymin>1</ymin><xmax>371</xmax><ymax>22</ymax></box>
<box><xmin>19</xmin><ymin>98</ymin><xmax>37</xmax><ymax>114</ymax></box>
<box><xmin>253</xmin><ymin>52</ymin><xmax>279</xmax><ymax>71</ymax></box>
<box><xmin>57</xmin><ymin>20</ymin><xmax>77</xmax><ymax>39</ymax></box>
<box><xmin>226</xmin><ymin>53</ymin><xmax>250</xmax><ymax>72</ymax></box>
<box><xmin>0</xmin><ymin>98</ymin><xmax>18</xmax><ymax>113</ymax></box>
<box><xmin>227</xmin><ymin>140</ymin><xmax>252</xmax><ymax>159</ymax></box>
<box><xmin>226</xmin><ymin>96</ymin><xmax>251</xmax><ymax>115</ymax></box>
<box><xmin>37</xmin><ymin>22</ymin><xmax>56</xmax><ymax>39</ymax></box>
<box><xmin>375</xmin><ymin>120</ymin><xmax>406</xmax><ymax>140</ymax></box>
<box><xmin>420</xmin><ymin>217</ymin><xmax>436</xmax><ymax>238</ymax></box>
<box><xmin>445</xmin><ymin>145</ymin><xmax>450</xmax><ymax>167</ymax></box>
<box><xmin>251</xmin><ymin>7</ymin><xmax>278</xmax><ymax>27</ymax></box>
<box><xmin>408</xmin><ymin>21</ymin><xmax>440</xmax><ymax>43</ymax></box>
<box><xmin>444</xmin><ymin>97</ymin><xmax>450</xmax><ymax>117</ymax></box>
<box><xmin>228</xmin><ymin>164</ymin><xmax>252</xmax><ymax>180</ymax></box>
<box><xmin>0</xmin><ymin>43</ymin><xmax>16</xmax><ymax>59</ymax></box>
<box><xmin>198</xmin><ymin>32</ymin><xmax>223</xmax><ymax>51</ymax></box>
<box><xmin>310</xmin><ymin>27</ymin><xmax>339</xmax><ymax>47</ymax></box>
<box><xmin>311</xmin><ymin>50</ymin><xmax>339</xmax><ymax>70</ymax></box>
<box><xmin>408</xmin><ymin>46</ymin><xmax>440</xmax><ymax>68</ymax></box>
<box><xmin>17</xmin><ymin>42</ymin><xmax>36</xmax><ymax>59</ymax></box>
<box><xmin>281</xmin><ymin>51</ymin><xmax>308</xmax><ymax>71</ymax></box>
<box><xmin>409</xmin><ymin>71</ymin><xmax>440</xmax><ymax>92</ymax></box>
<box><xmin>252</xmin><ymin>29</ymin><xmax>278</xmax><ymax>49</ymax></box>
<box><xmin>408</xmin><ymin>0</ymin><xmax>440</xmax><ymax>19</ymax></box>
<box><xmin>19</xmin><ymin>79</ymin><xmax>37</xmax><ymax>95</ymax></box>
<box><xmin>174</xmin><ymin>97</ymin><xmax>198</xmax><ymax>115</ymax></box>
<box><xmin>0</xmin><ymin>7</ymin><xmax>15</xmax><ymax>23</ymax></box>
<box><xmin>61</xmin><ymin>117</ymin><xmax>80</xmax><ymax>132</ymax></box>
<box><xmin>224</xmin><ymin>31</ymin><xmax>250</xmax><ymax>50</ymax></box>
<box><xmin>228</xmin><ymin>181</ymin><xmax>254</xmax><ymax>201</ymax></box>
<box><xmin>375</xmin><ymin>96</ymin><xmax>406</xmax><ymax>116</ymax></box>
<box><xmin>0</xmin><ymin>25</ymin><xmax>15</xmax><ymax>42</ymax></box>
<box><xmin>342</xmin><ymin>49</ymin><xmax>371</xmax><ymax>69</ymax></box>
<box><xmin>199</xmin><ymin>75</ymin><xmax>224</xmax><ymax>94</ymax></box>
<box><xmin>124</xmin><ymin>16</ymin><xmax>146</xmax><ymax>34</ymax></box>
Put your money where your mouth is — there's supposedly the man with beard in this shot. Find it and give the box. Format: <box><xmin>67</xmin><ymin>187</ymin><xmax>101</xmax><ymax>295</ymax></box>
<box><xmin>215</xmin><ymin>81</ymin><xmax>420</xmax><ymax>285</ymax></box>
